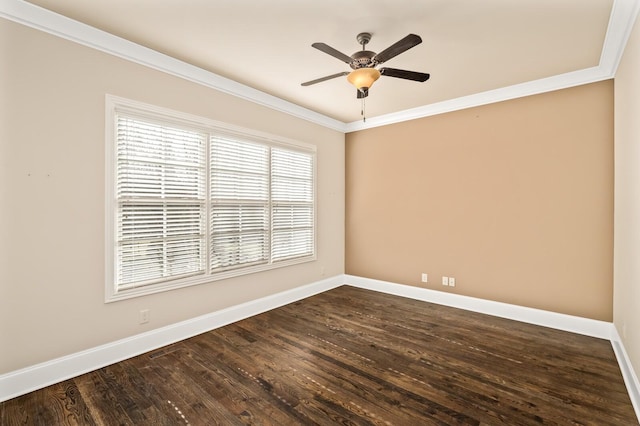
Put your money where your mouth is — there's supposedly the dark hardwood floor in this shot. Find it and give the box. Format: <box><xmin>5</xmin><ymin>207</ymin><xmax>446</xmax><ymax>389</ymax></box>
<box><xmin>1</xmin><ymin>285</ymin><xmax>637</xmax><ymax>425</ymax></box>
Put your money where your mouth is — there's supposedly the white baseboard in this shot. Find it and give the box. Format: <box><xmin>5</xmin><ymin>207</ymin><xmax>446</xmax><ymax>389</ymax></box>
<box><xmin>611</xmin><ymin>327</ymin><xmax>640</xmax><ymax>421</ymax></box>
<box><xmin>344</xmin><ymin>275</ymin><xmax>613</xmax><ymax>339</ymax></box>
<box><xmin>344</xmin><ymin>274</ymin><xmax>639</xmax><ymax>423</ymax></box>
<box><xmin>3</xmin><ymin>272</ymin><xmax>638</xmax><ymax>424</ymax></box>
<box><xmin>0</xmin><ymin>275</ymin><xmax>343</xmax><ymax>403</ymax></box>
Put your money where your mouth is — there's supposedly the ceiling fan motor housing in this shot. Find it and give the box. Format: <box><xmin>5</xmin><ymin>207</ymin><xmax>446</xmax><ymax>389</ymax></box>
<box><xmin>350</xmin><ymin>50</ymin><xmax>377</xmax><ymax>69</ymax></box>
<box><xmin>351</xmin><ymin>32</ymin><xmax>377</xmax><ymax>69</ymax></box>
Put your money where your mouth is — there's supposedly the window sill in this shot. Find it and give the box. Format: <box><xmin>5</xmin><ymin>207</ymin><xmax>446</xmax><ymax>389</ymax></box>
<box><xmin>105</xmin><ymin>254</ymin><xmax>316</xmax><ymax>303</ymax></box>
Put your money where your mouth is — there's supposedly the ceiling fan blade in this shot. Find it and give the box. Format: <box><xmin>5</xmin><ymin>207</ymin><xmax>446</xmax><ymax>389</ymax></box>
<box><xmin>301</xmin><ymin>71</ymin><xmax>349</xmax><ymax>86</ymax></box>
<box><xmin>373</xmin><ymin>34</ymin><xmax>422</xmax><ymax>64</ymax></box>
<box><xmin>311</xmin><ymin>42</ymin><xmax>353</xmax><ymax>64</ymax></box>
<box><xmin>380</xmin><ymin>67</ymin><xmax>430</xmax><ymax>82</ymax></box>
<box><xmin>357</xmin><ymin>88</ymin><xmax>369</xmax><ymax>99</ymax></box>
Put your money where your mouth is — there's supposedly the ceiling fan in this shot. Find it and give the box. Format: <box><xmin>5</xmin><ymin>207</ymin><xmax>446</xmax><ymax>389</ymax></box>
<box><xmin>301</xmin><ymin>32</ymin><xmax>430</xmax><ymax>99</ymax></box>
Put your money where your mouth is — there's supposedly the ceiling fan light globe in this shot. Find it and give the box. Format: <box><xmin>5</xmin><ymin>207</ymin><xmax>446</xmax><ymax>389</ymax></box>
<box><xmin>347</xmin><ymin>68</ymin><xmax>381</xmax><ymax>90</ymax></box>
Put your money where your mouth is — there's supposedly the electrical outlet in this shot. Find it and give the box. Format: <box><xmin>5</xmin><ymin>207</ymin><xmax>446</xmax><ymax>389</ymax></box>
<box><xmin>449</xmin><ymin>277</ymin><xmax>456</xmax><ymax>287</ymax></box>
<box><xmin>442</xmin><ymin>276</ymin><xmax>449</xmax><ymax>286</ymax></box>
<box><xmin>421</xmin><ymin>273</ymin><xmax>428</xmax><ymax>283</ymax></box>
<box><xmin>139</xmin><ymin>309</ymin><xmax>150</xmax><ymax>324</ymax></box>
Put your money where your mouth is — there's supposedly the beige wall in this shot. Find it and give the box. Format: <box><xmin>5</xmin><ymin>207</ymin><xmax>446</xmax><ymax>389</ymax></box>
<box><xmin>0</xmin><ymin>18</ymin><xmax>345</xmax><ymax>374</ymax></box>
<box><xmin>346</xmin><ymin>81</ymin><xmax>614</xmax><ymax>321</ymax></box>
<box><xmin>0</xmin><ymin>9</ymin><xmax>629</xmax><ymax>380</ymax></box>
<box><xmin>614</xmin><ymin>14</ymin><xmax>640</xmax><ymax>385</ymax></box>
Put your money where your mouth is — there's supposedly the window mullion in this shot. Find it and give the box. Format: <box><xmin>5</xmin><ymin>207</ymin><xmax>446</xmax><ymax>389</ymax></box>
<box><xmin>161</xmin><ymin>132</ymin><xmax>168</xmax><ymax>279</ymax></box>
<box><xmin>267</xmin><ymin>147</ymin><xmax>273</xmax><ymax>265</ymax></box>
<box><xmin>206</xmin><ymin>133</ymin><xmax>212</xmax><ymax>275</ymax></box>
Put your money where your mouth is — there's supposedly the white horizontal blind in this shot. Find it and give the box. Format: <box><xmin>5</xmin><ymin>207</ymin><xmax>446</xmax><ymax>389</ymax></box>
<box><xmin>116</xmin><ymin>115</ymin><xmax>207</xmax><ymax>289</ymax></box>
<box><xmin>210</xmin><ymin>136</ymin><xmax>269</xmax><ymax>271</ymax></box>
<box><xmin>108</xmin><ymin>97</ymin><xmax>316</xmax><ymax>300</ymax></box>
<box><xmin>271</xmin><ymin>148</ymin><xmax>314</xmax><ymax>261</ymax></box>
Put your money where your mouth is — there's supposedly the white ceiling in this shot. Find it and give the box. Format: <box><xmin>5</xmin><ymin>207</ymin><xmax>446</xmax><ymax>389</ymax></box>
<box><xmin>6</xmin><ymin>0</ymin><xmax>637</xmax><ymax>128</ymax></box>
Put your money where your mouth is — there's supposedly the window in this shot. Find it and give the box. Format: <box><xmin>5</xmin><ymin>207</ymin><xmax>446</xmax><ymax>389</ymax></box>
<box><xmin>106</xmin><ymin>96</ymin><xmax>316</xmax><ymax>301</ymax></box>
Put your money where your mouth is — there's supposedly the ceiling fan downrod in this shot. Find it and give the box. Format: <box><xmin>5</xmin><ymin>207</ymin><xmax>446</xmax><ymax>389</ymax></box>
<box><xmin>356</xmin><ymin>32</ymin><xmax>372</xmax><ymax>50</ymax></box>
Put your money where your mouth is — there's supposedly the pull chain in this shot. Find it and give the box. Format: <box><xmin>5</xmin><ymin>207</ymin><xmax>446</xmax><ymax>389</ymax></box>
<box><xmin>361</xmin><ymin>97</ymin><xmax>366</xmax><ymax>122</ymax></box>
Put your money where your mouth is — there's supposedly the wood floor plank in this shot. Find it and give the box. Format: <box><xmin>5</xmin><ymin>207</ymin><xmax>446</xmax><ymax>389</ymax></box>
<box><xmin>2</xmin><ymin>286</ymin><xmax>637</xmax><ymax>425</ymax></box>
<box><xmin>47</xmin><ymin>381</ymin><xmax>95</xmax><ymax>426</ymax></box>
<box><xmin>73</xmin><ymin>369</ymin><xmax>137</xmax><ymax>425</ymax></box>
<box><xmin>185</xmin><ymin>337</ymin><xmax>316</xmax><ymax>424</ymax></box>
<box><xmin>139</xmin><ymin>347</ymin><xmax>244</xmax><ymax>424</ymax></box>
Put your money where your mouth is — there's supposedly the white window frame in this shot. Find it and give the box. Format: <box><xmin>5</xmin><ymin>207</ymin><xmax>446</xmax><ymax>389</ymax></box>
<box><xmin>105</xmin><ymin>95</ymin><xmax>316</xmax><ymax>302</ymax></box>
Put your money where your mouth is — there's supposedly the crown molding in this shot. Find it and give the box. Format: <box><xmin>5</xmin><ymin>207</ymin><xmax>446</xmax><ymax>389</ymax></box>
<box><xmin>0</xmin><ymin>0</ymin><xmax>347</xmax><ymax>132</ymax></box>
<box><xmin>1</xmin><ymin>0</ymin><xmax>638</xmax><ymax>133</ymax></box>
<box><xmin>600</xmin><ymin>0</ymin><xmax>640</xmax><ymax>75</ymax></box>
<box><xmin>344</xmin><ymin>66</ymin><xmax>610</xmax><ymax>132</ymax></box>
<box><xmin>346</xmin><ymin>67</ymin><xmax>611</xmax><ymax>133</ymax></box>
<box><xmin>346</xmin><ymin>0</ymin><xmax>640</xmax><ymax>132</ymax></box>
